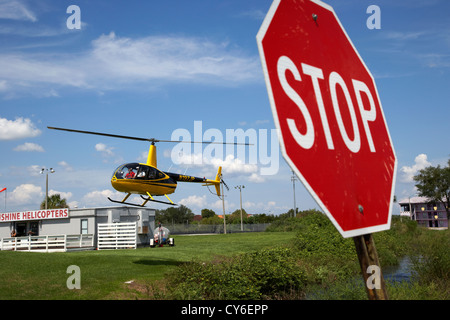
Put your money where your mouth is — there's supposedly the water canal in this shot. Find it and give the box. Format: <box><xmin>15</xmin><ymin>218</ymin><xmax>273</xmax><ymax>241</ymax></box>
<box><xmin>383</xmin><ymin>256</ymin><xmax>415</xmax><ymax>283</ymax></box>
<box><xmin>305</xmin><ymin>256</ymin><xmax>416</xmax><ymax>299</ymax></box>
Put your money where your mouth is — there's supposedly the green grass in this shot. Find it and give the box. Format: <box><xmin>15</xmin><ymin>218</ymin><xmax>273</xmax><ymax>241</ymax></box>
<box><xmin>0</xmin><ymin>232</ymin><xmax>294</xmax><ymax>300</ymax></box>
<box><xmin>2</xmin><ymin>216</ymin><xmax>448</xmax><ymax>300</ymax></box>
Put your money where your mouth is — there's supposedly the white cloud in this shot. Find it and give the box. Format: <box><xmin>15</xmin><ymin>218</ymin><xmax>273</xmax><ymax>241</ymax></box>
<box><xmin>26</xmin><ymin>165</ymin><xmax>42</xmax><ymax>176</ymax></box>
<box><xmin>242</xmin><ymin>200</ymin><xmax>278</xmax><ymax>211</ymax></box>
<box><xmin>179</xmin><ymin>195</ymin><xmax>207</xmax><ymax>209</ymax></box>
<box><xmin>0</xmin><ymin>54</ymin><xmax>88</xmax><ymax>94</ymax></box>
<box><xmin>81</xmin><ymin>189</ymin><xmax>125</xmax><ymax>207</ymax></box>
<box><xmin>8</xmin><ymin>183</ymin><xmax>43</xmax><ymax>207</ymax></box>
<box><xmin>0</xmin><ymin>117</ymin><xmax>41</xmax><ymax>140</ymax></box>
<box><xmin>209</xmin><ymin>154</ymin><xmax>258</xmax><ymax>175</ymax></box>
<box><xmin>171</xmin><ymin>152</ymin><xmax>266</xmax><ymax>186</ymax></box>
<box><xmin>58</xmin><ymin>161</ymin><xmax>73</xmax><ymax>172</ymax></box>
<box><xmin>49</xmin><ymin>189</ymin><xmax>73</xmax><ymax>201</ymax></box>
<box><xmin>95</xmin><ymin>143</ymin><xmax>115</xmax><ymax>157</ymax></box>
<box><xmin>248</xmin><ymin>173</ymin><xmax>265</xmax><ymax>183</ymax></box>
<box><xmin>174</xmin><ymin>153</ymin><xmax>258</xmax><ymax>176</ymax></box>
<box><xmin>385</xmin><ymin>31</ymin><xmax>426</xmax><ymax>41</ymax></box>
<box><xmin>89</xmin><ymin>32</ymin><xmax>259</xmax><ymax>84</ymax></box>
<box><xmin>0</xmin><ymin>80</ymin><xmax>7</xmax><ymax>91</ymax></box>
<box><xmin>95</xmin><ymin>143</ymin><xmax>124</xmax><ymax>164</ymax></box>
<box><xmin>211</xmin><ymin>198</ymin><xmax>233</xmax><ymax>212</ymax></box>
<box><xmin>236</xmin><ymin>9</ymin><xmax>266</xmax><ymax>20</ymax></box>
<box><xmin>0</xmin><ymin>32</ymin><xmax>260</xmax><ymax>97</ymax></box>
<box><xmin>400</xmin><ymin>154</ymin><xmax>431</xmax><ymax>183</ymax></box>
<box><xmin>0</xmin><ymin>0</ymin><xmax>37</xmax><ymax>22</ymax></box>
<box><xmin>68</xmin><ymin>200</ymin><xmax>79</xmax><ymax>209</ymax></box>
<box><xmin>13</xmin><ymin>142</ymin><xmax>44</xmax><ymax>152</ymax></box>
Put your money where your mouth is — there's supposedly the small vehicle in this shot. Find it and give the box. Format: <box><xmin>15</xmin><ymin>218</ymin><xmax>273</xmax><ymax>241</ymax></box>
<box><xmin>150</xmin><ymin>223</ymin><xmax>174</xmax><ymax>247</ymax></box>
<box><xmin>47</xmin><ymin>126</ymin><xmax>244</xmax><ymax>207</ymax></box>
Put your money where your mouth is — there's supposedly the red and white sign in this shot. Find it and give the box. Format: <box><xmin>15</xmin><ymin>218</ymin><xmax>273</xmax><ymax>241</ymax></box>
<box><xmin>257</xmin><ymin>0</ymin><xmax>397</xmax><ymax>237</ymax></box>
<box><xmin>0</xmin><ymin>209</ymin><xmax>69</xmax><ymax>223</ymax></box>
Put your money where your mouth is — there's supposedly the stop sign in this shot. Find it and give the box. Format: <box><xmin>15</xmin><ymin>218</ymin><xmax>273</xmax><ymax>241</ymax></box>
<box><xmin>257</xmin><ymin>0</ymin><xmax>397</xmax><ymax>238</ymax></box>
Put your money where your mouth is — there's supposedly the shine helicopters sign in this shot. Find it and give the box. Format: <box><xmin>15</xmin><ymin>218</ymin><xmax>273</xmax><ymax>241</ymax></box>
<box><xmin>257</xmin><ymin>0</ymin><xmax>397</xmax><ymax>238</ymax></box>
<box><xmin>0</xmin><ymin>209</ymin><xmax>69</xmax><ymax>223</ymax></box>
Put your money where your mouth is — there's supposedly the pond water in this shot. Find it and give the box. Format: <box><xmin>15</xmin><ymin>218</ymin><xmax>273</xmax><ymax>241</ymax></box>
<box><xmin>383</xmin><ymin>256</ymin><xmax>415</xmax><ymax>283</ymax></box>
<box><xmin>305</xmin><ymin>256</ymin><xmax>416</xmax><ymax>299</ymax></box>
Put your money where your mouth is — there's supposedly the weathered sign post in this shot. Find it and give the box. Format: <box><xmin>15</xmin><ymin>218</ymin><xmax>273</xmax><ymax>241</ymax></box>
<box><xmin>257</xmin><ymin>0</ymin><xmax>397</xmax><ymax>299</ymax></box>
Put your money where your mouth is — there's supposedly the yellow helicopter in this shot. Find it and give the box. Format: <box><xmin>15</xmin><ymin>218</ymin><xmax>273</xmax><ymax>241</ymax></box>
<box><xmin>47</xmin><ymin>126</ymin><xmax>238</xmax><ymax>207</ymax></box>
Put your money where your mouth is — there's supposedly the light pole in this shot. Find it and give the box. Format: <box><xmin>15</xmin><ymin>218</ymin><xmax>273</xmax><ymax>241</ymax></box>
<box><xmin>219</xmin><ymin>174</ymin><xmax>230</xmax><ymax>234</ymax></box>
<box><xmin>235</xmin><ymin>185</ymin><xmax>245</xmax><ymax>231</ymax></box>
<box><xmin>40</xmin><ymin>168</ymin><xmax>55</xmax><ymax>209</ymax></box>
<box><xmin>291</xmin><ymin>170</ymin><xmax>297</xmax><ymax>217</ymax></box>
<box><xmin>221</xmin><ymin>178</ymin><xmax>227</xmax><ymax>234</ymax></box>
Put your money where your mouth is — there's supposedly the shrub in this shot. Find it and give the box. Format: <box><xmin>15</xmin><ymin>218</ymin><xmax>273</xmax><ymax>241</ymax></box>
<box><xmin>164</xmin><ymin>247</ymin><xmax>307</xmax><ymax>300</ymax></box>
<box><xmin>411</xmin><ymin>230</ymin><xmax>450</xmax><ymax>288</ymax></box>
<box><xmin>293</xmin><ymin>213</ymin><xmax>355</xmax><ymax>260</ymax></box>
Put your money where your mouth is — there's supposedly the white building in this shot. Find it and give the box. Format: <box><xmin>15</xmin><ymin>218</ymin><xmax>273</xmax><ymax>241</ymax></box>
<box><xmin>0</xmin><ymin>206</ymin><xmax>156</xmax><ymax>250</ymax></box>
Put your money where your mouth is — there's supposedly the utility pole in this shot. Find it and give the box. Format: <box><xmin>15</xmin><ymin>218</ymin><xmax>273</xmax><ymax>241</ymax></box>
<box><xmin>291</xmin><ymin>170</ymin><xmax>297</xmax><ymax>217</ymax></box>
<box><xmin>221</xmin><ymin>179</ymin><xmax>227</xmax><ymax>234</ymax></box>
<box><xmin>235</xmin><ymin>185</ymin><xmax>245</xmax><ymax>231</ymax></box>
<box><xmin>218</xmin><ymin>172</ymin><xmax>229</xmax><ymax>234</ymax></box>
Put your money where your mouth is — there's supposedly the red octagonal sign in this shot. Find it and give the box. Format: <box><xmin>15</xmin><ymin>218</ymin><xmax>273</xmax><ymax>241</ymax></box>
<box><xmin>257</xmin><ymin>0</ymin><xmax>397</xmax><ymax>237</ymax></box>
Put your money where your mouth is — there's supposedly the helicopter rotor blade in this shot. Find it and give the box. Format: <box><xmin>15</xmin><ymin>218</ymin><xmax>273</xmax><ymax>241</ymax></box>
<box><xmin>48</xmin><ymin>126</ymin><xmax>155</xmax><ymax>142</ymax></box>
<box><xmin>47</xmin><ymin>126</ymin><xmax>253</xmax><ymax>145</ymax></box>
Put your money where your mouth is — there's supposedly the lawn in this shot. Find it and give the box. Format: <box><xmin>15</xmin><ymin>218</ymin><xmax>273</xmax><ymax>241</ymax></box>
<box><xmin>0</xmin><ymin>232</ymin><xmax>295</xmax><ymax>300</ymax></box>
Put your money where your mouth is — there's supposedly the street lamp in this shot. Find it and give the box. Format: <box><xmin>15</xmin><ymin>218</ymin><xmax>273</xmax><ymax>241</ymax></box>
<box><xmin>235</xmin><ymin>185</ymin><xmax>245</xmax><ymax>231</ymax></box>
<box><xmin>40</xmin><ymin>168</ymin><xmax>55</xmax><ymax>209</ymax></box>
<box><xmin>291</xmin><ymin>170</ymin><xmax>297</xmax><ymax>217</ymax></box>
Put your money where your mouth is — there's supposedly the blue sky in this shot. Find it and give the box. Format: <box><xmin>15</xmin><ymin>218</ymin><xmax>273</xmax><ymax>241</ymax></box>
<box><xmin>0</xmin><ymin>0</ymin><xmax>449</xmax><ymax>217</ymax></box>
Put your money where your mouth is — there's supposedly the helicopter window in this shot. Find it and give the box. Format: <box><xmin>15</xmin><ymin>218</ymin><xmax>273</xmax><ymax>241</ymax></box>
<box><xmin>113</xmin><ymin>165</ymin><xmax>125</xmax><ymax>179</ymax></box>
<box><xmin>136</xmin><ymin>166</ymin><xmax>149</xmax><ymax>179</ymax></box>
<box><xmin>120</xmin><ymin>163</ymin><xmax>139</xmax><ymax>179</ymax></box>
<box><xmin>148</xmin><ymin>167</ymin><xmax>157</xmax><ymax>179</ymax></box>
<box><xmin>146</xmin><ymin>167</ymin><xmax>166</xmax><ymax>179</ymax></box>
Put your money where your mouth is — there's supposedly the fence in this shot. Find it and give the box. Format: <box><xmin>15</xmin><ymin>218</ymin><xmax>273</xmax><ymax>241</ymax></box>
<box><xmin>0</xmin><ymin>234</ymin><xmax>94</xmax><ymax>252</ymax></box>
<box><xmin>97</xmin><ymin>222</ymin><xmax>137</xmax><ymax>250</ymax></box>
<box><xmin>169</xmin><ymin>223</ymin><xmax>272</xmax><ymax>235</ymax></box>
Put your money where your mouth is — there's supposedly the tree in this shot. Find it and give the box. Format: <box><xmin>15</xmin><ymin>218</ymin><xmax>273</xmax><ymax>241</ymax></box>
<box><xmin>414</xmin><ymin>159</ymin><xmax>450</xmax><ymax>217</ymax></box>
<box><xmin>201</xmin><ymin>208</ymin><xmax>216</xmax><ymax>219</ymax></box>
<box><xmin>228</xmin><ymin>208</ymin><xmax>248</xmax><ymax>224</ymax></box>
<box><xmin>157</xmin><ymin>205</ymin><xmax>194</xmax><ymax>224</ymax></box>
<box><xmin>40</xmin><ymin>194</ymin><xmax>69</xmax><ymax>209</ymax></box>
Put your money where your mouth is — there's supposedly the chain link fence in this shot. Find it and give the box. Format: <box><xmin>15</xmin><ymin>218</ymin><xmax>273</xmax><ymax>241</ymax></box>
<box><xmin>168</xmin><ymin>223</ymin><xmax>271</xmax><ymax>235</ymax></box>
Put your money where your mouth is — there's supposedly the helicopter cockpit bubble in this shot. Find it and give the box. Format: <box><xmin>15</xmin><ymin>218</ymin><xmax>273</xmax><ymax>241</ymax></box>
<box><xmin>113</xmin><ymin>163</ymin><xmax>140</xmax><ymax>179</ymax></box>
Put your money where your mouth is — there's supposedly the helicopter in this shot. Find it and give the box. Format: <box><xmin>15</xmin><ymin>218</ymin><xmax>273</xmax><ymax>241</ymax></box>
<box><xmin>47</xmin><ymin>126</ymin><xmax>241</xmax><ymax>207</ymax></box>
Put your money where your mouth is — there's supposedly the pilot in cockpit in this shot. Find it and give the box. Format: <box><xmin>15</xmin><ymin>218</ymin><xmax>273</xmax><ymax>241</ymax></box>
<box><xmin>125</xmin><ymin>167</ymin><xmax>136</xmax><ymax>179</ymax></box>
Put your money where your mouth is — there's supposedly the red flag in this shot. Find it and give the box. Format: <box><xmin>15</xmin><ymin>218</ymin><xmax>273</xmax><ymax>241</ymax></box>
<box><xmin>0</xmin><ymin>188</ymin><xmax>6</xmax><ymax>193</ymax></box>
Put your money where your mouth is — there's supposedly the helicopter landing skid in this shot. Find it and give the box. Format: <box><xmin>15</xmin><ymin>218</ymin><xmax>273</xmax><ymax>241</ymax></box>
<box><xmin>140</xmin><ymin>195</ymin><xmax>177</xmax><ymax>206</ymax></box>
<box><xmin>107</xmin><ymin>197</ymin><xmax>146</xmax><ymax>207</ymax></box>
<box><xmin>107</xmin><ymin>196</ymin><xmax>177</xmax><ymax>207</ymax></box>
